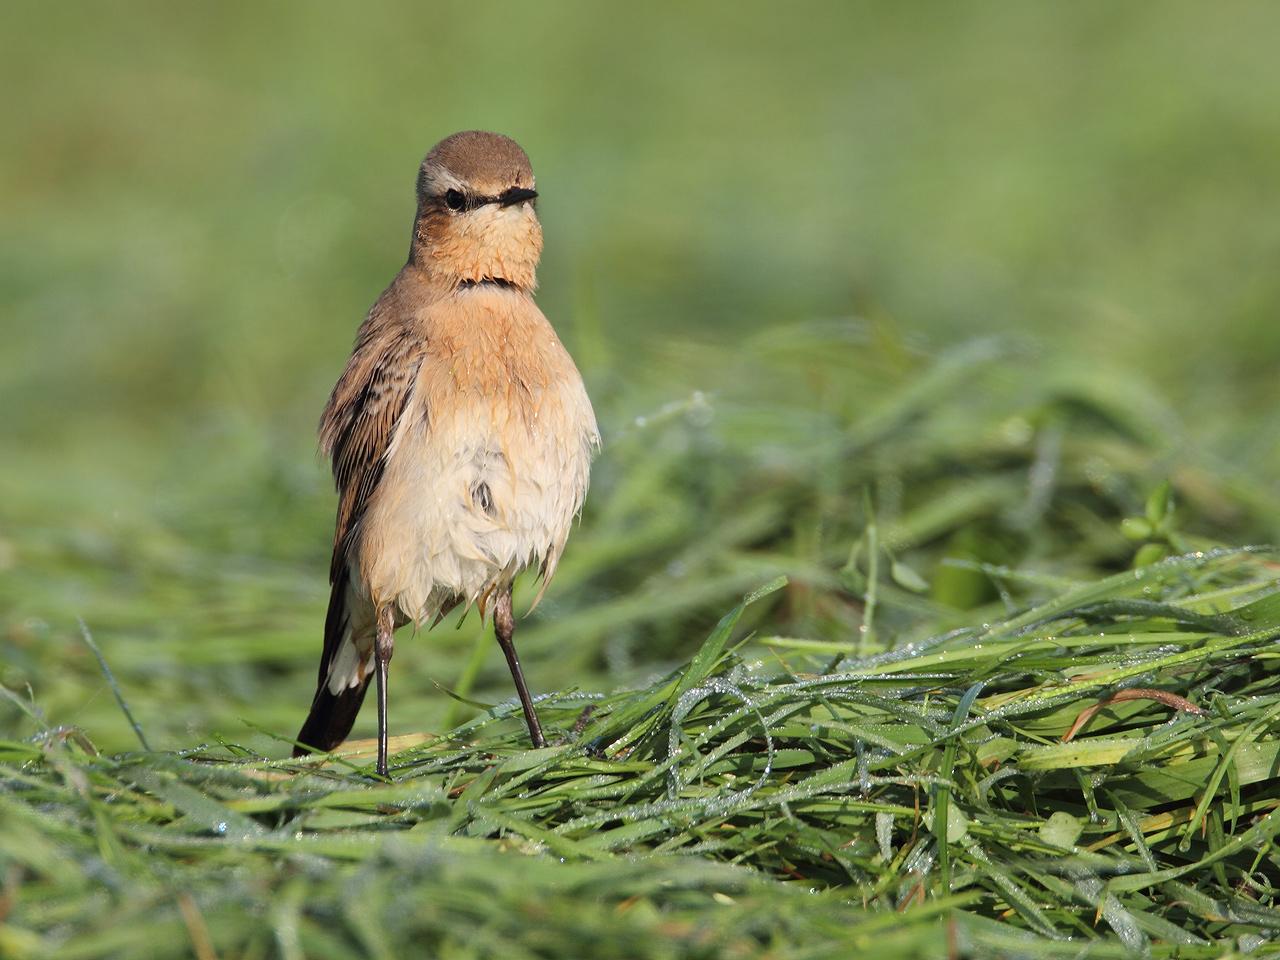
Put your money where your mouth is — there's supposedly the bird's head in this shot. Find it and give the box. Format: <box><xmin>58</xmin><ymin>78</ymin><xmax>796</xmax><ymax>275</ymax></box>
<box><xmin>410</xmin><ymin>131</ymin><xmax>543</xmax><ymax>291</ymax></box>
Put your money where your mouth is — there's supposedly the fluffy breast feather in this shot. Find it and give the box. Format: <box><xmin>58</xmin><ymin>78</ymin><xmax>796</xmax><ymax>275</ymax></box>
<box><xmin>354</xmin><ymin>287</ymin><xmax>599</xmax><ymax>622</ymax></box>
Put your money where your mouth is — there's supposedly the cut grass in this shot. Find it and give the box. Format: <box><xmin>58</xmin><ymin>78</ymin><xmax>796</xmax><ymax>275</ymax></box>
<box><xmin>2</xmin><ymin>325</ymin><xmax>1277</xmax><ymax>959</ymax></box>
<box><xmin>2</xmin><ymin>548</ymin><xmax>1278</xmax><ymax>958</ymax></box>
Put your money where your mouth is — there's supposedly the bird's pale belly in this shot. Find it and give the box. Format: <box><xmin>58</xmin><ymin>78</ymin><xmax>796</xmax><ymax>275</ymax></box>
<box><xmin>354</xmin><ymin>385</ymin><xmax>594</xmax><ymax>623</ymax></box>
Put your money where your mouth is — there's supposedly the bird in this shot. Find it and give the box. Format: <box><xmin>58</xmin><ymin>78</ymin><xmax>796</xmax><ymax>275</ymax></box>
<box><xmin>293</xmin><ymin>131</ymin><xmax>600</xmax><ymax>777</ymax></box>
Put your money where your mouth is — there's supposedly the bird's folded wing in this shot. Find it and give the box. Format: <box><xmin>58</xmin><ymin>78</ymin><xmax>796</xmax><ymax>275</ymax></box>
<box><xmin>319</xmin><ymin>326</ymin><xmax>426</xmax><ymax>583</ymax></box>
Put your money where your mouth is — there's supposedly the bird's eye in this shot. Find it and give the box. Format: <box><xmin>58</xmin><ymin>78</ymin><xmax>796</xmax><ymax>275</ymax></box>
<box><xmin>444</xmin><ymin>189</ymin><xmax>466</xmax><ymax>212</ymax></box>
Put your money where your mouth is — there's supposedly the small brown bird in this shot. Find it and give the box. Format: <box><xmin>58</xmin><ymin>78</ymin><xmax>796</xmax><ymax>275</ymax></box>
<box><xmin>294</xmin><ymin>131</ymin><xmax>600</xmax><ymax>776</ymax></box>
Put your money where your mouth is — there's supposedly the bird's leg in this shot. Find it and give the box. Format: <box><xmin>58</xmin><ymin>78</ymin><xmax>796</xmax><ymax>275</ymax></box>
<box><xmin>494</xmin><ymin>586</ymin><xmax>545</xmax><ymax>748</ymax></box>
<box><xmin>373</xmin><ymin>605</ymin><xmax>395</xmax><ymax>777</ymax></box>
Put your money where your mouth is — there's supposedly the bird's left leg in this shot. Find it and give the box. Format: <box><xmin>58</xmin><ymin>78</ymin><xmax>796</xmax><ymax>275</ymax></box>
<box><xmin>494</xmin><ymin>586</ymin><xmax>546</xmax><ymax>748</ymax></box>
<box><xmin>373</xmin><ymin>605</ymin><xmax>395</xmax><ymax>777</ymax></box>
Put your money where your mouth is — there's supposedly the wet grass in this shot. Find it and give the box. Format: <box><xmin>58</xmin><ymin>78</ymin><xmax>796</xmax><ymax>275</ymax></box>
<box><xmin>4</xmin><ymin>547</ymin><xmax>1279</xmax><ymax>958</ymax></box>
<box><xmin>4</xmin><ymin>333</ymin><xmax>1280</xmax><ymax>956</ymax></box>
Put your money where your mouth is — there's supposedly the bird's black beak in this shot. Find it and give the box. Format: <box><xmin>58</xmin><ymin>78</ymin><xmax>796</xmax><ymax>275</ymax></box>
<box><xmin>499</xmin><ymin>187</ymin><xmax>538</xmax><ymax>207</ymax></box>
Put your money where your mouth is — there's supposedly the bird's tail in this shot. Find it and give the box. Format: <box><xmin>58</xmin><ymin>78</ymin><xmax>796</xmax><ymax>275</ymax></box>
<box><xmin>293</xmin><ymin>570</ymin><xmax>373</xmax><ymax>757</ymax></box>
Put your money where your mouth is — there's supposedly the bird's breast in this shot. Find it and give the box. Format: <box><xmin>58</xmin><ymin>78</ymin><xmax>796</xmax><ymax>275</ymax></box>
<box><xmin>355</xmin><ymin>289</ymin><xmax>599</xmax><ymax>619</ymax></box>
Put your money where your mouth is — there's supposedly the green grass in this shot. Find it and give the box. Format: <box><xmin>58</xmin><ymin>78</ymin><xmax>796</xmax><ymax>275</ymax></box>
<box><xmin>4</xmin><ymin>3</ymin><xmax>1280</xmax><ymax>957</ymax></box>
<box><xmin>4</xmin><ymin>549</ymin><xmax>1279</xmax><ymax>958</ymax></box>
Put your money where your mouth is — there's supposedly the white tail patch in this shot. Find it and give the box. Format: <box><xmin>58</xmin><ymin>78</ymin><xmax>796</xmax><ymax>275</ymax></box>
<box><xmin>326</xmin><ymin>576</ymin><xmax>376</xmax><ymax>694</ymax></box>
<box><xmin>326</xmin><ymin>631</ymin><xmax>370</xmax><ymax>694</ymax></box>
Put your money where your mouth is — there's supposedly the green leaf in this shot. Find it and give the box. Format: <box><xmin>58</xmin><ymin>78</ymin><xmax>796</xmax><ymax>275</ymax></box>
<box><xmin>1120</xmin><ymin>517</ymin><xmax>1152</xmax><ymax>541</ymax></box>
<box><xmin>890</xmin><ymin>560</ymin><xmax>929</xmax><ymax>593</ymax></box>
<box><xmin>1145</xmin><ymin>480</ymin><xmax>1174</xmax><ymax>528</ymax></box>
<box><xmin>1134</xmin><ymin>543</ymin><xmax>1169</xmax><ymax>567</ymax></box>
<box><xmin>1038</xmin><ymin>810</ymin><xmax>1083</xmax><ymax>848</ymax></box>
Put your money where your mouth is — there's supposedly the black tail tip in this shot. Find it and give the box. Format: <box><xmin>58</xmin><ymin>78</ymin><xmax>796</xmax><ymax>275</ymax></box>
<box><xmin>292</xmin><ymin>682</ymin><xmax>371</xmax><ymax>760</ymax></box>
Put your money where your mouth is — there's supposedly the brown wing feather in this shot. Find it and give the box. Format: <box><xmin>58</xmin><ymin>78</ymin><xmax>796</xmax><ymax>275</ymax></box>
<box><xmin>320</xmin><ymin>325</ymin><xmax>426</xmax><ymax>583</ymax></box>
<box><xmin>304</xmin><ymin>297</ymin><xmax>427</xmax><ymax>701</ymax></box>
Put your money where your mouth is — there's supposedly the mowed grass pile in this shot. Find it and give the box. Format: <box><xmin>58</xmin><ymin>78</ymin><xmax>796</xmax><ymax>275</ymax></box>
<box><xmin>3</xmin><ymin>547</ymin><xmax>1280</xmax><ymax>958</ymax></box>
<box><xmin>2</xmin><ymin>331</ymin><xmax>1280</xmax><ymax>958</ymax></box>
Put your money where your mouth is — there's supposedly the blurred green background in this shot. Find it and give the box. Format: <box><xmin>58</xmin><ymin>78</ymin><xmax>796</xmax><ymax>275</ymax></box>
<box><xmin>2</xmin><ymin>1</ymin><xmax>1278</xmax><ymax>753</ymax></box>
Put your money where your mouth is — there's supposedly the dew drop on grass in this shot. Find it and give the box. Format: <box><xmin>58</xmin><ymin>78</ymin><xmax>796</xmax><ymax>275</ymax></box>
<box><xmin>1238</xmin><ymin>933</ymin><xmax>1266</xmax><ymax>953</ymax></box>
<box><xmin>1071</xmin><ymin>870</ymin><xmax>1147</xmax><ymax>953</ymax></box>
<box><xmin>214</xmin><ymin>821</ymin><xmax>227</xmax><ymax>835</ymax></box>
<box><xmin>687</xmin><ymin>391</ymin><xmax>713</xmax><ymax>427</ymax></box>
<box><xmin>875</xmin><ymin>812</ymin><xmax>894</xmax><ymax>861</ymax></box>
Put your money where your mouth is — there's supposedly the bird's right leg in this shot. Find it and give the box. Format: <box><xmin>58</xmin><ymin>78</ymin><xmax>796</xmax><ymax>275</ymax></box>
<box><xmin>495</xmin><ymin>586</ymin><xmax>546</xmax><ymax>748</ymax></box>
<box><xmin>373</xmin><ymin>605</ymin><xmax>395</xmax><ymax>777</ymax></box>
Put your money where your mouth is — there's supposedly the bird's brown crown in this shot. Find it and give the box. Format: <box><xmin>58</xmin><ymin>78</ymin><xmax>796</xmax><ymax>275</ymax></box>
<box><xmin>410</xmin><ymin>131</ymin><xmax>542</xmax><ymax>290</ymax></box>
<box><xmin>418</xmin><ymin>131</ymin><xmax>534</xmax><ymax>200</ymax></box>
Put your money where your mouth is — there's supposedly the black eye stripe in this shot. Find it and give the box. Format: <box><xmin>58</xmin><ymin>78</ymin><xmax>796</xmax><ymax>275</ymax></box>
<box><xmin>440</xmin><ymin>186</ymin><xmax>538</xmax><ymax>213</ymax></box>
<box><xmin>499</xmin><ymin>186</ymin><xmax>538</xmax><ymax>206</ymax></box>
